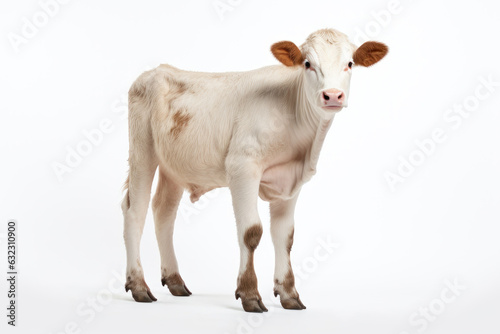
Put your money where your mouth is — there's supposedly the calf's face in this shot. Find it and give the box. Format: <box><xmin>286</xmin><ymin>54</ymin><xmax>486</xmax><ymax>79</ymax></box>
<box><xmin>271</xmin><ymin>29</ymin><xmax>388</xmax><ymax>114</ymax></box>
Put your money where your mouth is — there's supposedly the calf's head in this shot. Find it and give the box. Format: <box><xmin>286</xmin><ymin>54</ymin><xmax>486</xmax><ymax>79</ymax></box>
<box><xmin>271</xmin><ymin>29</ymin><xmax>388</xmax><ymax>113</ymax></box>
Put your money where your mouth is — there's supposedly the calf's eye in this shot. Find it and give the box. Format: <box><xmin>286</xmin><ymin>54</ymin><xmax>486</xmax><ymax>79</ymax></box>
<box><xmin>305</xmin><ymin>60</ymin><xmax>311</xmax><ymax>69</ymax></box>
<box><xmin>348</xmin><ymin>61</ymin><xmax>353</xmax><ymax>69</ymax></box>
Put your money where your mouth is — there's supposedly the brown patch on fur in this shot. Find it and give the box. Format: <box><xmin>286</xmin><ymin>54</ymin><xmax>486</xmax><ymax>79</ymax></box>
<box><xmin>271</xmin><ymin>41</ymin><xmax>304</xmax><ymax>67</ymax></box>
<box><xmin>235</xmin><ymin>225</ymin><xmax>268</xmax><ymax>312</ymax></box>
<box><xmin>160</xmin><ymin>75</ymin><xmax>190</xmax><ymax>124</ymax></box>
<box><xmin>353</xmin><ymin>41</ymin><xmax>388</xmax><ymax>67</ymax></box>
<box><xmin>244</xmin><ymin>225</ymin><xmax>263</xmax><ymax>251</ymax></box>
<box><xmin>165</xmin><ymin>76</ymin><xmax>188</xmax><ymax>95</ymax></box>
<box><xmin>274</xmin><ymin>230</ymin><xmax>297</xmax><ymax>297</ymax></box>
<box><xmin>282</xmin><ymin>268</ymin><xmax>296</xmax><ymax>294</ymax></box>
<box><xmin>170</xmin><ymin>109</ymin><xmax>192</xmax><ymax>139</ymax></box>
<box><xmin>162</xmin><ymin>273</ymin><xmax>184</xmax><ymax>287</ymax></box>
<box><xmin>162</xmin><ymin>272</ymin><xmax>192</xmax><ymax>296</ymax></box>
<box><xmin>236</xmin><ymin>225</ymin><xmax>263</xmax><ymax>301</ymax></box>
<box><xmin>273</xmin><ymin>268</ymin><xmax>298</xmax><ymax>300</ymax></box>
<box><xmin>286</xmin><ymin>228</ymin><xmax>294</xmax><ymax>254</ymax></box>
<box><xmin>237</xmin><ymin>265</ymin><xmax>259</xmax><ymax>298</ymax></box>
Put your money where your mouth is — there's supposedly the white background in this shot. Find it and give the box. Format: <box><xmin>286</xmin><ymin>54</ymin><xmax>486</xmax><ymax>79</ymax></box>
<box><xmin>1</xmin><ymin>0</ymin><xmax>500</xmax><ymax>333</ymax></box>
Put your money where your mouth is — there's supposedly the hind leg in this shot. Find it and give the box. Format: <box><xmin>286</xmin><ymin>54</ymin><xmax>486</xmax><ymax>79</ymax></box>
<box><xmin>122</xmin><ymin>147</ymin><xmax>158</xmax><ymax>302</ymax></box>
<box><xmin>152</xmin><ymin>169</ymin><xmax>191</xmax><ymax>296</ymax></box>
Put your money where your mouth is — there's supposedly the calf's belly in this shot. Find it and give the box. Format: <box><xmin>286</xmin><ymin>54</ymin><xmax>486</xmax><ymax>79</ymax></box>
<box><xmin>154</xmin><ymin>130</ymin><xmax>229</xmax><ymax>201</ymax></box>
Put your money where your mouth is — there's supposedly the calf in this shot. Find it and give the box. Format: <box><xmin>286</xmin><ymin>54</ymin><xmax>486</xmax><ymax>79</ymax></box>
<box><xmin>122</xmin><ymin>28</ymin><xmax>388</xmax><ymax>312</ymax></box>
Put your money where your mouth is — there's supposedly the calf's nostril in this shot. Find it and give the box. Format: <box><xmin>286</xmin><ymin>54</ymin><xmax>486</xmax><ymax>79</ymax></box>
<box><xmin>338</xmin><ymin>93</ymin><xmax>343</xmax><ymax>101</ymax></box>
<box><xmin>323</xmin><ymin>92</ymin><xmax>330</xmax><ymax>101</ymax></box>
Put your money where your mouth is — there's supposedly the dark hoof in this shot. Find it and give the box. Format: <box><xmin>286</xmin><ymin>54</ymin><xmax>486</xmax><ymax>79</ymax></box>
<box><xmin>161</xmin><ymin>275</ymin><xmax>192</xmax><ymax>297</ymax></box>
<box><xmin>280</xmin><ymin>297</ymin><xmax>306</xmax><ymax>310</ymax></box>
<box><xmin>126</xmin><ymin>286</ymin><xmax>157</xmax><ymax>302</ymax></box>
<box><xmin>167</xmin><ymin>284</ymin><xmax>192</xmax><ymax>296</ymax></box>
<box><xmin>238</xmin><ymin>296</ymin><xmax>268</xmax><ymax>313</ymax></box>
<box><xmin>125</xmin><ymin>278</ymin><xmax>157</xmax><ymax>303</ymax></box>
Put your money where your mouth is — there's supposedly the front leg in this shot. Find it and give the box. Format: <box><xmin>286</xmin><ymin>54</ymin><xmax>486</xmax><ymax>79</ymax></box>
<box><xmin>270</xmin><ymin>193</ymin><xmax>306</xmax><ymax>310</ymax></box>
<box><xmin>228</xmin><ymin>162</ymin><xmax>268</xmax><ymax>313</ymax></box>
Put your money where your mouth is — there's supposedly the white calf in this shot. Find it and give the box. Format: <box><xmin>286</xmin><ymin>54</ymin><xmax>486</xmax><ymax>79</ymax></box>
<box><xmin>122</xmin><ymin>28</ymin><xmax>388</xmax><ymax>312</ymax></box>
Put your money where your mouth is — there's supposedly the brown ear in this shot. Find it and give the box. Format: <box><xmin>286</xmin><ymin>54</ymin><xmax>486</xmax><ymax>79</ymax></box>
<box><xmin>353</xmin><ymin>41</ymin><xmax>388</xmax><ymax>67</ymax></box>
<box><xmin>271</xmin><ymin>41</ymin><xmax>303</xmax><ymax>66</ymax></box>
